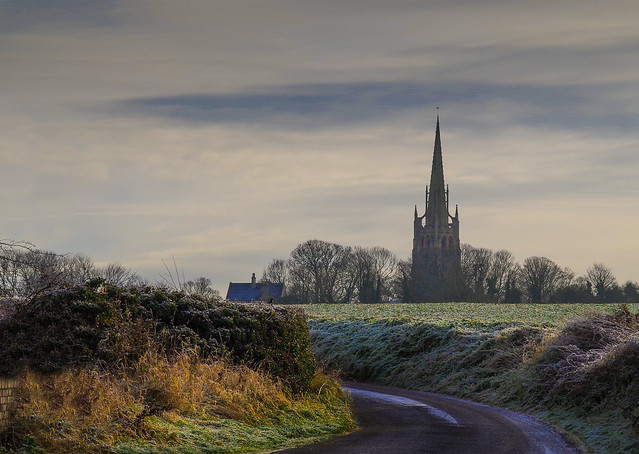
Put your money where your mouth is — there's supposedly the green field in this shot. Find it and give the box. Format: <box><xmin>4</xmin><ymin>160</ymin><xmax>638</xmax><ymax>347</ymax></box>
<box><xmin>304</xmin><ymin>302</ymin><xmax>639</xmax><ymax>326</ymax></box>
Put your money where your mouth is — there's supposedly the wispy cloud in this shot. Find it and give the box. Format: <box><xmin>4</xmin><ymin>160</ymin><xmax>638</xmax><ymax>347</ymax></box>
<box><xmin>0</xmin><ymin>0</ymin><xmax>117</xmax><ymax>32</ymax></box>
<box><xmin>114</xmin><ymin>81</ymin><xmax>638</xmax><ymax>132</ymax></box>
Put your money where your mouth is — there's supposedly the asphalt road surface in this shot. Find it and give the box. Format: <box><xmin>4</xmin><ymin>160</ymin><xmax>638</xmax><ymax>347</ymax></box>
<box><xmin>275</xmin><ymin>382</ymin><xmax>582</xmax><ymax>454</ymax></box>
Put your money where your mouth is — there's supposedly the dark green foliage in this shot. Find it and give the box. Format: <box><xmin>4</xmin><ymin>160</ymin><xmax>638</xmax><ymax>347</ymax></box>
<box><xmin>154</xmin><ymin>294</ymin><xmax>316</xmax><ymax>392</ymax></box>
<box><xmin>0</xmin><ymin>282</ymin><xmax>315</xmax><ymax>393</ymax></box>
<box><xmin>0</xmin><ymin>286</ymin><xmax>134</xmax><ymax>374</ymax></box>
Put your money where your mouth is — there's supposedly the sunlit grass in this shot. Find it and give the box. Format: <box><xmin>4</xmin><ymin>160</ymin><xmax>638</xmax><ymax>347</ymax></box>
<box><xmin>5</xmin><ymin>351</ymin><xmax>354</xmax><ymax>453</ymax></box>
<box><xmin>303</xmin><ymin>302</ymin><xmax>639</xmax><ymax>327</ymax></box>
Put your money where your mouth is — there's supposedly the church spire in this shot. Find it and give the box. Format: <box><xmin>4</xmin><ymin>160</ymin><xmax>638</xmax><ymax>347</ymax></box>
<box><xmin>410</xmin><ymin>110</ymin><xmax>464</xmax><ymax>302</ymax></box>
<box><xmin>425</xmin><ymin>113</ymin><xmax>448</xmax><ymax>228</ymax></box>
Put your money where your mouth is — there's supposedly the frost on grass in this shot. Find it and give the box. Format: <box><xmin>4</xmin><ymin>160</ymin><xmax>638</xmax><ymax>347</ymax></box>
<box><xmin>307</xmin><ymin>303</ymin><xmax>639</xmax><ymax>454</ymax></box>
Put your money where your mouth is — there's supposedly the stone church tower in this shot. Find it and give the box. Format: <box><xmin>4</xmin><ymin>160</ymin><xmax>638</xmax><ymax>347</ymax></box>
<box><xmin>410</xmin><ymin>115</ymin><xmax>466</xmax><ymax>302</ymax></box>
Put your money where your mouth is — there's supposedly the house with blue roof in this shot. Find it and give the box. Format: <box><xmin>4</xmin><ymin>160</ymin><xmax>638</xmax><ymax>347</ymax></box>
<box><xmin>226</xmin><ymin>273</ymin><xmax>284</xmax><ymax>303</ymax></box>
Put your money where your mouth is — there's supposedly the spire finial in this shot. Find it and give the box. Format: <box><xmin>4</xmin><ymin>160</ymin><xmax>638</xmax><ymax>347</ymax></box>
<box><xmin>426</xmin><ymin>112</ymin><xmax>446</xmax><ymax>228</ymax></box>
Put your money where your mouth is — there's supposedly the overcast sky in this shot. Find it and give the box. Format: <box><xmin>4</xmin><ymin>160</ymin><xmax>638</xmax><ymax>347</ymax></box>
<box><xmin>1</xmin><ymin>0</ymin><xmax>639</xmax><ymax>293</ymax></box>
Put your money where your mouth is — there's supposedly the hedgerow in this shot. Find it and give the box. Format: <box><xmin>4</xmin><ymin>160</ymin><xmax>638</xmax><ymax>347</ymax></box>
<box><xmin>0</xmin><ymin>281</ymin><xmax>315</xmax><ymax>392</ymax></box>
<box><xmin>0</xmin><ymin>283</ymin><xmax>354</xmax><ymax>453</ymax></box>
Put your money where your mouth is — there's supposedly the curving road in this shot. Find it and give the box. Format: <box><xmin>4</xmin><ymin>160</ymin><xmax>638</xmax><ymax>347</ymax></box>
<box><xmin>276</xmin><ymin>382</ymin><xmax>582</xmax><ymax>454</ymax></box>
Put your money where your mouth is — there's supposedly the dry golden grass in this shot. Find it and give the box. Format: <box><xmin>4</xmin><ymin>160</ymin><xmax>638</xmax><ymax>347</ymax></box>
<box><xmin>5</xmin><ymin>349</ymin><xmax>308</xmax><ymax>453</ymax></box>
<box><xmin>130</xmin><ymin>349</ymin><xmax>291</xmax><ymax>423</ymax></box>
<box><xmin>13</xmin><ymin>368</ymin><xmax>143</xmax><ymax>452</ymax></box>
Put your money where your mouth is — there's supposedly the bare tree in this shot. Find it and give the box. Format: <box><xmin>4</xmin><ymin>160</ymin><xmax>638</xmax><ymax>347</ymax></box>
<box><xmin>623</xmin><ymin>281</ymin><xmax>639</xmax><ymax>303</ymax></box>
<box><xmin>96</xmin><ymin>262</ymin><xmax>141</xmax><ymax>287</ymax></box>
<box><xmin>14</xmin><ymin>250</ymin><xmax>67</xmax><ymax>300</ymax></box>
<box><xmin>287</xmin><ymin>259</ymin><xmax>314</xmax><ymax>304</ymax></box>
<box><xmin>351</xmin><ymin>246</ymin><xmax>398</xmax><ymax>302</ymax></box>
<box><xmin>461</xmin><ymin>244</ymin><xmax>493</xmax><ymax>300</ymax></box>
<box><xmin>486</xmin><ymin>249</ymin><xmax>519</xmax><ymax>302</ymax></box>
<box><xmin>182</xmin><ymin>276</ymin><xmax>221</xmax><ymax>300</ymax></box>
<box><xmin>287</xmin><ymin>239</ymin><xmax>354</xmax><ymax>304</ymax></box>
<box><xmin>552</xmin><ymin>276</ymin><xmax>594</xmax><ymax>303</ymax></box>
<box><xmin>366</xmin><ymin>247</ymin><xmax>398</xmax><ymax>289</ymax></box>
<box><xmin>0</xmin><ymin>247</ymin><xmax>22</xmax><ymax>297</ymax></box>
<box><xmin>585</xmin><ymin>263</ymin><xmax>618</xmax><ymax>300</ymax></box>
<box><xmin>262</xmin><ymin>258</ymin><xmax>290</xmax><ymax>288</ymax></box>
<box><xmin>0</xmin><ymin>239</ymin><xmax>35</xmax><ymax>252</ymax></box>
<box><xmin>65</xmin><ymin>253</ymin><xmax>96</xmax><ymax>285</ymax></box>
<box><xmin>391</xmin><ymin>258</ymin><xmax>412</xmax><ymax>302</ymax></box>
<box><xmin>157</xmin><ymin>258</ymin><xmax>219</xmax><ymax>298</ymax></box>
<box><xmin>520</xmin><ymin>256</ymin><xmax>573</xmax><ymax>303</ymax></box>
<box><xmin>0</xmin><ymin>244</ymin><xmax>92</xmax><ymax>300</ymax></box>
<box><xmin>1</xmin><ymin>241</ymin><xmax>149</xmax><ymax>303</ymax></box>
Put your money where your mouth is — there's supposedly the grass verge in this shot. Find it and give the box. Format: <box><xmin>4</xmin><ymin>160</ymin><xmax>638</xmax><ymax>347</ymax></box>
<box><xmin>306</xmin><ymin>303</ymin><xmax>639</xmax><ymax>454</ymax></box>
<box><xmin>0</xmin><ymin>284</ymin><xmax>354</xmax><ymax>453</ymax></box>
<box><xmin>2</xmin><ymin>350</ymin><xmax>354</xmax><ymax>453</ymax></box>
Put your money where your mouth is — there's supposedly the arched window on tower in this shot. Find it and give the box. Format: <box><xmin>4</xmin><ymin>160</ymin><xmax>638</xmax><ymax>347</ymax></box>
<box><xmin>441</xmin><ymin>237</ymin><xmax>447</xmax><ymax>249</ymax></box>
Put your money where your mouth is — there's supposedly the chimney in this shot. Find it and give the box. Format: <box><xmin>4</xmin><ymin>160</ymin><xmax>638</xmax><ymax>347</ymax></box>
<box><xmin>251</xmin><ymin>273</ymin><xmax>256</xmax><ymax>288</ymax></box>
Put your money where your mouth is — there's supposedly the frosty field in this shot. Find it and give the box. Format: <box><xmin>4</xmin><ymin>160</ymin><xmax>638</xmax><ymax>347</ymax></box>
<box><xmin>303</xmin><ymin>302</ymin><xmax>639</xmax><ymax>327</ymax></box>
<box><xmin>303</xmin><ymin>302</ymin><xmax>639</xmax><ymax>454</ymax></box>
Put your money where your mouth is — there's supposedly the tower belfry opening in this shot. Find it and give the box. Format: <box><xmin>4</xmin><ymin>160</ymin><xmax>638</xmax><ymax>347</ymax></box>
<box><xmin>410</xmin><ymin>115</ymin><xmax>466</xmax><ymax>302</ymax></box>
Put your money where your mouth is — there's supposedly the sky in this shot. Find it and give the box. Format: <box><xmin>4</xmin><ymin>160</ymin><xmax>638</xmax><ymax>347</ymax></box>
<box><xmin>1</xmin><ymin>0</ymin><xmax>639</xmax><ymax>294</ymax></box>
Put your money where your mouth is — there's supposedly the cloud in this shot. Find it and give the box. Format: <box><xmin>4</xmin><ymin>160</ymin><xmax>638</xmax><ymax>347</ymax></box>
<box><xmin>0</xmin><ymin>0</ymin><xmax>117</xmax><ymax>33</ymax></box>
<box><xmin>112</xmin><ymin>81</ymin><xmax>638</xmax><ymax>133</ymax></box>
<box><xmin>2</xmin><ymin>0</ymin><xmax>639</xmax><ymax>291</ymax></box>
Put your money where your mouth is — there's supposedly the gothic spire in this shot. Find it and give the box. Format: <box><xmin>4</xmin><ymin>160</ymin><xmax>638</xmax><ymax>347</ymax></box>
<box><xmin>425</xmin><ymin>114</ymin><xmax>448</xmax><ymax>228</ymax></box>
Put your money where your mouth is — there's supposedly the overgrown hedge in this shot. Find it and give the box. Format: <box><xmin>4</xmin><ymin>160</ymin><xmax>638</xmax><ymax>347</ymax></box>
<box><xmin>0</xmin><ymin>282</ymin><xmax>315</xmax><ymax>392</ymax></box>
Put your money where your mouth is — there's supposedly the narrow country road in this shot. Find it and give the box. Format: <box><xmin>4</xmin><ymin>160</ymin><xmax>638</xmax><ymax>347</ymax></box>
<box><xmin>275</xmin><ymin>382</ymin><xmax>582</xmax><ymax>454</ymax></box>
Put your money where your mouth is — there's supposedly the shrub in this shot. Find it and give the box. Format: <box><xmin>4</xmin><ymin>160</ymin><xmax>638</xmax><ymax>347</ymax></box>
<box><xmin>0</xmin><ymin>283</ymin><xmax>316</xmax><ymax>393</ymax></box>
<box><xmin>0</xmin><ymin>284</ymin><xmax>354</xmax><ymax>454</ymax></box>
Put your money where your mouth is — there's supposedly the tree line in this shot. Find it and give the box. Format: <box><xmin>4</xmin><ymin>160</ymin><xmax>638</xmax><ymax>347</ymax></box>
<box><xmin>0</xmin><ymin>240</ymin><xmax>219</xmax><ymax>302</ymax></box>
<box><xmin>2</xmin><ymin>238</ymin><xmax>636</xmax><ymax>304</ymax></box>
<box><xmin>263</xmin><ymin>239</ymin><xmax>639</xmax><ymax>303</ymax></box>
